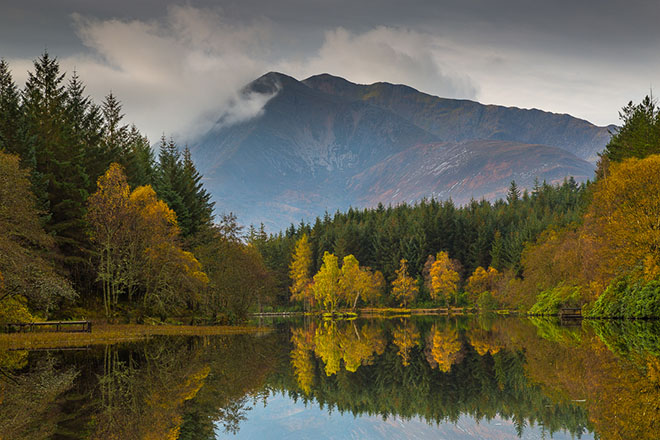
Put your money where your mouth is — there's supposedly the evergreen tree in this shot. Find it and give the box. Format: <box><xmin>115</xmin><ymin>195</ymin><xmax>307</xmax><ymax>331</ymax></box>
<box><xmin>65</xmin><ymin>71</ymin><xmax>104</xmax><ymax>193</ymax></box>
<box><xmin>601</xmin><ymin>95</ymin><xmax>660</xmax><ymax>165</ymax></box>
<box><xmin>154</xmin><ymin>136</ymin><xmax>190</xmax><ymax>235</ymax></box>
<box><xmin>181</xmin><ymin>146</ymin><xmax>214</xmax><ymax>236</ymax></box>
<box><xmin>0</xmin><ymin>59</ymin><xmax>22</xmax><ymax>156</ymax></box>
<box><xmin>21</xmin><ymin>52</ymin><xmax>91</xmax><ymax>268</ymax></box>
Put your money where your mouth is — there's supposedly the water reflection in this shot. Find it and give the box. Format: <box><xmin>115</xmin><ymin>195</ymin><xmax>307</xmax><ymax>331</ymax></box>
<box><xmin>0</xmin><ymin>317</ymin><xmax>658</xmax><ymax>439</ymax></box>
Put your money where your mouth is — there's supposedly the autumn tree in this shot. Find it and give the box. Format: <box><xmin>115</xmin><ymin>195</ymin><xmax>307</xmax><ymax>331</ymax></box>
<box><xmin>391</xmin><ymin>259</ymin><xmax>419</xmax><ymax>307</ymax></box>
<box><xmin>88</xmin><ymin>164</ymin><xmax>209</xmax><ymax>320</ymax></box>
<box><xmin>131</xmin><ymin>185</ymin><xmax>208</xmax><ymax>317</ymax></box>
<box><xmin>588</xmin><ymin>154</ymin><xmax>660</xmax><ymax>282</ymax></box>
<box><xmin>429</xmin><ymin>251</ymin><xmax>460</xmax><ymax>305</ymax></box>
<box><xmin>339</xmin><ymin>255</ymin><xmax>383</xmax><ymax>310</ymax></box>
<box><xmin>312</xmin><ymin>252</ymin><xmax>343</xmax><ymax>313</ymax></box>
<box><xmin>289</xmin><ymin>234</ymin><xmax>313</xmax><ymax>309</ymax></box>
<box><xmin>86</xmin><ymin>163</ymin><xmax>133</xmax><ymax>317</ymax></box>
<box><xmin>194</xmin><ymin>221</ymin><xmax>275</xmax><ymax>322</ymax></box>
<box><xmin>465</xmin><ymin>266</ymin><xmax>501</xmax><ymax>303</ymax></box>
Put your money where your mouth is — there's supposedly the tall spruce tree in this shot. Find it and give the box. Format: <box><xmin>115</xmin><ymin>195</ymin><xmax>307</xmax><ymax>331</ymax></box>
<box><xmin>155</xmin><ymin>136</ymin><xmax>190</xmax><ymax>234</ymax></box>
<box><xmin>65</xmin><ymin>71</ymin><xmax>104</xmax><ymax>193</ymax></box>
<box><xmin>0</xmin><ymin>59</ymin><xmax>22</xmax><ymax>156</ymax></box>
<box><xmin>181</xmin><ymin>146</ymin><xmax>214</xmax><ymax>236</ymax></box>
<box><xmin>22</xmin><ymin>52</ymin><xmax>91</xmax><ymax>268</ymax></box>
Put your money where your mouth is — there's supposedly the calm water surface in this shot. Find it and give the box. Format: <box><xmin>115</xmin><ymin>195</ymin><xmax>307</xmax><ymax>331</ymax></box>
<box><xmin>1</xmin><ymin>316</ymin><xmax>659</xmax><ymax>439</ymax></box>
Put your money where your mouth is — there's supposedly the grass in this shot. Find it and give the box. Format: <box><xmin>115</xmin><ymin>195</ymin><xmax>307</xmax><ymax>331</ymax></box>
<box><xmin>0</xmin><ymin>323</ymin><xmax>269</xmax><ymax>350</ymax></box>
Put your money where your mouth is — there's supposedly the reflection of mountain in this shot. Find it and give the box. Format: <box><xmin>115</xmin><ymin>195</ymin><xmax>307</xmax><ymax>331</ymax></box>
<box><xmin>192</xmin><ymin>72</ymin><xmax>611</xmax><ymax>230</ymax></box>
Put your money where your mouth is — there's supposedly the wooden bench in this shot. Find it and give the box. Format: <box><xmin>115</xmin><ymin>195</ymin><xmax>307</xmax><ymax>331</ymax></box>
<box><xmin>559</xmin><ymin>308</ymin><xmax>582</xmax><ymax>319</ymax></box>
<box><xmin>5</xmin><ymin>321</ymin><xmax>92</xmax><ymax>333</ymax></box>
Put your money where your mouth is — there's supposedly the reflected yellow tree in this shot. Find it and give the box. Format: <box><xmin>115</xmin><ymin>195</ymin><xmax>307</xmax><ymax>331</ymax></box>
<box><xmin>425</xmin><ymin>325</ymin><xmax>463</xmax><ymax>372</ymax></box>
<box><xmin>468</xmin><ymin>328</ymin><xmax>503</xmax><ymax>356</ymax></box>
<box><xmin>291</xmin><ymin>327</ymin><xmax>316</xmax><ymax>394</ymax></box>
<box><xmin>392</xmin><ymin>320</ymin><xmax>421</xmax><ymax>366</ymax></box>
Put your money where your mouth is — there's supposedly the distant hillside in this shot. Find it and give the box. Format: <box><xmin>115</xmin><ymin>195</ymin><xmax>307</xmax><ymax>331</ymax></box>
<box><xmin>303</xmin><ymin>73</ymin><xmax>614</xmax><ymax>164</ymax></box>
<box><xmin>348</xmin><ymin>140</ymin><xmax>594</xmax><ymax>207</ymax></box>
<box><xmin>192</xmin><ymin>72</ymin><xmax>608</xmax><ymax>230</ymax></box>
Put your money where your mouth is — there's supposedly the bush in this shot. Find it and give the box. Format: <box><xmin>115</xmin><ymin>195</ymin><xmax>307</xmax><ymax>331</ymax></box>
<box><xmin>588</xmin><ymin>278</ymin><xmax>660</xmax><ymax>318</ymax></box>
<box><xmin>528</xmin><ymin>284</ymin><xmax>582</xmax><ymax>315</ymax></box>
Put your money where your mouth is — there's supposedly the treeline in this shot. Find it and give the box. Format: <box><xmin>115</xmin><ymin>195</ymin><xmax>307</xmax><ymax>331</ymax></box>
<box><xmin>257</xmin><ymin>96</ymin><xmax>660</xmax><ymax>316</ymax></box>
<box><xmin>255</xmin><ymin>178</ymin><xmax>587</xmax><ymax>309</ymax></box>
<box><xmin>0</xmin><ymin>53</ymin><xmax>275</xmax><ymax>323</ymax></box>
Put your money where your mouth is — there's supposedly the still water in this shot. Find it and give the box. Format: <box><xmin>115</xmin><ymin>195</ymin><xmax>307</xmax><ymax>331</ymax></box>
<box><xmin>1</xmin><ymin>316</ymin><xmax>659</xmax><ymax>439</ymax></box>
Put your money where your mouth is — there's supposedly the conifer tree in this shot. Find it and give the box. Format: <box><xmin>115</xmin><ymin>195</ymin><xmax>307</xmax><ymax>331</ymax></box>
<box><xmin>22</xmin><ymin>52</ymin><xmax>91</xmax><ymax>267</ymax></box>
<box><xmin>0</xmin><ymin>59</ymin><xmax>22</xmax><ymax>156</ymax></box>
<box><xmin>154</xmin><ymin>136</ymin><xmax>190</xmax><ymax>234</ymax></box>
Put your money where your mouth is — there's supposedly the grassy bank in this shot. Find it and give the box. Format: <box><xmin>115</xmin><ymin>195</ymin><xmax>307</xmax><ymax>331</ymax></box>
<box><xmin>0</xmin><ymin>323</ymin><xmax>269</xmax><ymax>350</ymax></box>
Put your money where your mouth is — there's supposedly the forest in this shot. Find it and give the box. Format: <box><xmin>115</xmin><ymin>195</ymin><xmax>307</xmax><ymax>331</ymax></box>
<box><xmin>0</xmin><ymin>53</ymin><xmax>275</xmax><ymax>324</ymax></box>
<box><xmin>1</xmin><ymin>51</ymin><xmax>660</xmax><ymax>323</ymax></box>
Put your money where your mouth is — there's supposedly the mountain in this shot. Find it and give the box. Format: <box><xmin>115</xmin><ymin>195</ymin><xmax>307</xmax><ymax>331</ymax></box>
<box><xmin>191</xmin><ymin>72</ymin><xmax>610</xmax><ymax>230</ymax></box>
<box><xmin>303</xmin><ymin>74</ymin><xmax>614</xmax><ymax>163</ymax></box>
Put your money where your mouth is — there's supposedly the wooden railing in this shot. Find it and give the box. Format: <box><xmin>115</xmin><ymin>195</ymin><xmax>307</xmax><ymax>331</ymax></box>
<box><xmin>5</xmin><ymin>321</ymin><xmax>92</xmax><ymax>333</ymax></box>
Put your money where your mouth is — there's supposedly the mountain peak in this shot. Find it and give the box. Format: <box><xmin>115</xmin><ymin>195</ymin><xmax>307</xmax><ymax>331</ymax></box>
<box><xmin>245</xmin><ymin>71</ymin><xmax>301</xmax><ymax>94</ymax></box>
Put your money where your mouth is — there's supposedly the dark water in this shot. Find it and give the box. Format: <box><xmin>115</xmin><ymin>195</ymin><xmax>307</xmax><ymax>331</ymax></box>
<box><xmin>1</xmin><ymin>316</ymin><xmax>659</xmax><ymax>440</ymax></box>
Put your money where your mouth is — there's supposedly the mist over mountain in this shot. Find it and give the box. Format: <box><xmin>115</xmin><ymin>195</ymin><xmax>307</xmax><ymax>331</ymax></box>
<box><xmin>191</xmin><ymin>72</ymin><xmax>610</xmax><ymax>231</ymax></box>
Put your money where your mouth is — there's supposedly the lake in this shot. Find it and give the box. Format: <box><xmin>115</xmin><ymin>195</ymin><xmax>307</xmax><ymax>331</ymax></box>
<box><xmin>1</xmin><ymin>316</ymin><xmax>658</xmax><ymax>439</ymax></box>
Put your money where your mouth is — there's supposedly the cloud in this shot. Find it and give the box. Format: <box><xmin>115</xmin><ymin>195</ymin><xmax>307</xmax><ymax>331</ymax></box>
<box><xmin>279</xmin><ymin>26</ymin><xmax>478</xmax><ymax>99</ymax></box>
<box><xmin>6</xmin><ymin>10</ymin><xmax>480</xmax><ymax>142</ymax></box>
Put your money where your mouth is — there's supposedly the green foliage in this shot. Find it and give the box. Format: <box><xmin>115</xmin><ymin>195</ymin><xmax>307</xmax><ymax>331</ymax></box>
<box><xmin>588</xmin><ymin>278</ymin><xmax>660</xmax><ymax>319</ymax></box>
<box><xmin>600</xmin><ymin>95</ymin><xmax>660</xmax><ymax>165</ymax></box>
<box><xmin>528</xmin><ymin>284</ymin><xmax>582</xmax><ymax>316</ymax></box>
<box><xmin>259</xmin><ymin>179</ymin><xmax>586</xmax><ymax>307</ymax></box>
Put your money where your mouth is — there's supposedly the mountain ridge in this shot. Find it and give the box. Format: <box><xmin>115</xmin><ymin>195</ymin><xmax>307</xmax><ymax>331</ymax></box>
<box><xmin>191</xmin><ymin>72</ymin><xmax>608</xmax><ymax>230</ymax></box>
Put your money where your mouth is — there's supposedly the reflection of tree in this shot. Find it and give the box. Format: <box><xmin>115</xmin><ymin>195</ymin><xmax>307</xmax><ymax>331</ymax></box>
<box><xmin>467</xmin><ymin>328</ymin><xmax>502</xmax><ymax>356</ymax></box>
<box><xmin>291</xmin><ymin>327</ymin><xmax>315</xmax><ymax>393</ymax></box>
<box><xmin>90</xmin><ymin>340</ymin><xmax>211</xmax><ymax>440</ymax></box>
<box><xmin>392</xmin><ymin>320</ymin><xmax>420</xmax><ymax>366</ymax></box>
<box><xmin>342</xmin><ymin>323</ymin><xmax>386</xmax><ymax>372</ymax></box>
<box><xmin>312</xmin><ymin>321</ymin><xmax>387</xmax><ymax>376</ymax></box>
<box><xmin>425</xmin><ymin>325</ymin><xmax>463</xmax><ymax>372</ymax></box>
<box><xmin>0</xmin><ymin>352</ymin><xmax>78</xmax><ymax>440</ymax></box>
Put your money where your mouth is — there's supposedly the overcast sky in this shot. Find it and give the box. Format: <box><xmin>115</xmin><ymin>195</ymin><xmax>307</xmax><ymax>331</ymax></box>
<box><xmin>2</xmin><ymin>0</ymin><xmax>659</xmax><ymax>141</ymax></box>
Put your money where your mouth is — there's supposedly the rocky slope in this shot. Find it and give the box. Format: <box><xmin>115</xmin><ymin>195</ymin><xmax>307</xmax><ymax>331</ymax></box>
<box><xmin>191</xmin><ymin>72</ymin><xmax>609</xmax><ymax>230</ymax></box>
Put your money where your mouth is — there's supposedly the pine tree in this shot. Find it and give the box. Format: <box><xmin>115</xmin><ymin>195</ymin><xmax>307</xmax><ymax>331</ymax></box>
<box><xmin>65</xmin><ymin>71</ymin><xmax>104</xmax><ymax>193</ymax></box>
<box><xmin>154</xmin><ymin>136</ymin><xmax>190</xmax><ymax>235</ymax></box>
<box><xmin>181</xmin><ymin>146</ymin><xmax>214</xmax><ymax>236</ymax></box>
<box><xmin>0</xmin><ymin>59</ymin><xmax>22</xmax><ymax>156</ymax></box>
<box><xmin>22</xmin><ymin>52</ymin><xmax>91</xmax><ymax>268</ymax></box>
<box><xmin>124</xmin><ymin>125</ymin><xmax>156</xmax><ymax>188</ymax></box>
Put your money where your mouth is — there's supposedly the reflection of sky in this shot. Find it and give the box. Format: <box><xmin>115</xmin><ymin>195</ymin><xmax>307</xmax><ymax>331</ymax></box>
<box><xmin>214</xmin><ymin>392</ymin><xmax>594</xmax><ymax>440</ymax></box>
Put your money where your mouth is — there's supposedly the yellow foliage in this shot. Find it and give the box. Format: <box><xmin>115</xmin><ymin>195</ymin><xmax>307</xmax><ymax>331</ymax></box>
<box><xmin>291</xmin><ymin>327</ymin><xmax>315</xmax><ymax>393</ymax></box>
<box><xmin>468</xmin><ymin>328</ymin><xmax>502</xmax><ymax>356</ymax></box>
<box><xmin>340</xmin><ymin>255</ymin><xmax>383</xmax><ymax>309</ymax></box>
<box><xmin>392</xmin><ymin>320</ymin><xmax>420</xmax><ymax>367</ymax></box>
<box><xmin>312</xmin><ymin>252</ymin><xmax>343</xmax><ymax>313</ymax></box>
<box><xmin>426</xmin><ymin>326</ymin><xmax>462</xmax><ymax>372</ymax></box>
<box><xmin>429</xmin><ymin>252</ymin><xmax>460</xmax><ymax>304</ymax></box>
<box><xmin>588</xmin><ymin>154</ymin><xmax>660</xmax><ymax>282</ymax></box>
<box><xmin>391</xmin><ymin>259</ymin><xmax>419</xmax><ymax>307</ymax></box>
<box><xmin>466</xmin><ymin>266</ymin><xmax>501</xmax><ymax>302</ymax></box>
<box><xmin>289</xmin><ymin>234</ymin><xmax>313</xmax><ymax>303</ymax></box>
<box><xmin>314</xmin><ymin>321</ymin><xmax>342</xmax><ymax>376</ymax></box>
